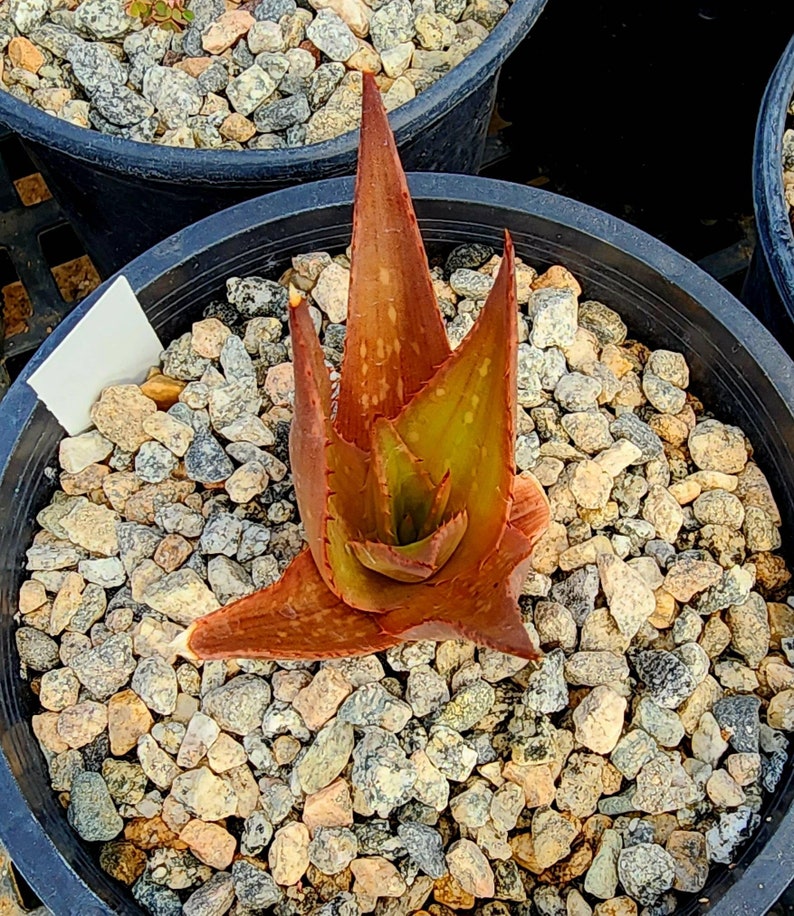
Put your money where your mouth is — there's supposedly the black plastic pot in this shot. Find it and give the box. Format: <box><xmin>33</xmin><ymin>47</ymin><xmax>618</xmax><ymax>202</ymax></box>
<box><xmin>0</xmin><ymin>0</ymin><xmax>546</xmax><ymax>278</ymax></box>
<box><xmin>744</xmin><ymin>31</ymin><xmax>794</xmax><ymax>353</ymax></box>
<box><xmin>2</xmin><ymin>174</ymin><xmax>794</xmax><ymax>914</ymax></box>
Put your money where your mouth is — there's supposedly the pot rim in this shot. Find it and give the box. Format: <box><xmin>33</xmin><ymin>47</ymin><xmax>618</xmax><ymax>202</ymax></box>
<box><xmin>0</xmin><ymin>0</ymin><xmax>547</xmax><ymax>182</ymax></box>
<box><xmin>3</xmin><ymin>172</ymin><xmax>794</xmax><ymax>915</ymax></box>
<box><xmin>753</xmin><ymin>31</ymin><xmax>794</xmax><ymax>316</ymax></box>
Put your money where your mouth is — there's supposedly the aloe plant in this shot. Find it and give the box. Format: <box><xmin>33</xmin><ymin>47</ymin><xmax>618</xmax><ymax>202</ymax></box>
<box><xmin>185</xmin><ymin>73</ymin><xmax>550</xmax><ymax>662</ymax></box>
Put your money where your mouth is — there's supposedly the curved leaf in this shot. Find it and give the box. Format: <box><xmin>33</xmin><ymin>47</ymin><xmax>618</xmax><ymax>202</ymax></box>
<box><xmin>348</xmin><ymin>510</ymin><xmax>468</xmax><ymax>583</ymax></box>
<box><xmin>379</xmin><ymin>523</ymin><xmax>541</xmax><ymax>660</ymax></box>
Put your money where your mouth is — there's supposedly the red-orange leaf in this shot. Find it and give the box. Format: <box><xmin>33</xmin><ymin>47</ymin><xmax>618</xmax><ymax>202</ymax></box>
<box><xmin>288</xmin><ymin>292</ymin><xmax>333</xmax><ymax>565</ymax></box>
<box><xmin>379</xmin><ymin>523</ymin><xmax>541</xmax><ymax>660</ymax></box>
<box><xmin>186</xmin><ymin>548</ymin><xmax>400</xmax><ymax>660</ymax></box>
<box><xmin>334</xmin><ymin>72</ymin><xmax>450</xmax><ymax>450</ymax></box>
<box><xmin>348</xmin><ymin>510</ymin><xmax>468</xmax><ymax>583</ymax></box>
<box><xmin>510</xmin><ymin>472</ymin><xmax>551</xmax><ymax>548</ymax></box>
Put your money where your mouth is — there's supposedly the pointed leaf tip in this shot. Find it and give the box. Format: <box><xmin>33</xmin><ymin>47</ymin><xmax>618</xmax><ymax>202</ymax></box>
<box><xmin>335</xmin><ymin>61</ymin><xmax>450</xmax><ymax>449</ymax></box>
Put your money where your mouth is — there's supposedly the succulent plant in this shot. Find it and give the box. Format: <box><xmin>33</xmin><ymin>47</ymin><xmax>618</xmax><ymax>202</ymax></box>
<box><xmin>184</xmin><ymin>73</ymin><xmax>550</xmax><ymax>662</ymax></box>
<box><xmin>126</xmin><ymin>0</ymin><xmax>194</xmax><ymax>31</ymax></box>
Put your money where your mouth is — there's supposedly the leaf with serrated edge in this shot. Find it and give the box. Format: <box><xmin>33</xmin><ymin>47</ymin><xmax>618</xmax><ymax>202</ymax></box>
<box><xmin>288</xmin><ymin>292</ymin><xmax>333</xmax><ymax>566</ymax></box>
<box><xmin>186</xmin><ymin>548</ymin><xmax>400</xmax><ymax>660</ymax></box>
<box><xmin>368</xmin><ymin>417</ymin><xmax>440</xmax><ymax>545</ymax></box>
<box><xmin>349</xmin><ymin>510</ymin><xmax>467</xmax><ymax>583</ymax></box>
<box><xmin>334</xmin><ymin>72</ymin><xmax>450</xmax><ymax>451</ymax></box>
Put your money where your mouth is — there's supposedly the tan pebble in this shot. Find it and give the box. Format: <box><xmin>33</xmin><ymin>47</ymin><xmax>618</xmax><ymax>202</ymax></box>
<box><xmin>60</xmin><ymin>463</ymin><xmax>111</xmax><ymax>496</ymax></box>
<box><xmin>303</xmin><ymin>777</ymin><xmax>354</xmax><ymax>832</ymax></box>
<box><xmin>219</xmin><ymin>112</ymin><xmax>256</xmax><ymax>142</ymax></box>
<box><xmin>269</xmin><ymin>821</ymin><xmax>310</xmax><ymax>885</ymax></box>
<box><xmin>687</xmin><ymin>469</ymin><xmax>739</xmax><ymax>491</ymax></box>
<box><xmin>573</xmin><ymin>686</ymin><xmax>626</xmax><ymax>754</ymax></box>
<box><xmin>648</xmin><ymin>588</ymin><xmax>677</xmax><ymax>629</ymax></box>
<box><xmin>32</xmin><ymin>710</ymin><xmax>69</xmax><ymax>754</ymax></box>
<box><xmin>668</xmin><ymin>479</ymin><xmax>701</xmax><ymax>505</ymax></box>
<box><xmin>19</xmin><ymin>579</ymin><xmax>48</xmax><ymax>614</ymax></box>
<box><xmin>767</xmin><ymin>688</ymin><xmax>794</xmax><ymax>730</ymax></box>
<box><xmin>161</xmin><ymin>795</ymin><xmax>192</xmax><ymax>833</ymax></box>
<box><xmin>154</xmin><ymin>534</ymin><xmax>193</xmax><ymax>572</ymax></box>
<box><xmin>107</xmin><ymin>689</ymin><xmax>154</xmax><ymax>756</ymax></box>
<box><xmin>648</xmin><ymin>413</ymin><xmax>690</xmax><ymax>446</ymax></box>
<box><xmin>706</xmin><ymin>768</ymin><xmax>745</xmax><ymax>807</ymax></box>
<box><xmin>39</xmin><ymin>667</ymin><xmax>80</xmax><ymax>711</ymax></box>
<box><xmin>529</xmin><ymin>521</ymin><xmax>569</xmax><ymax>575</ymax></box>
<box><xmin>293</xmin><ymin>667</ymin><xmax>352</xmax><ymax>730</ymax></box>
<box><xmin>60</xmin><ymin>501</ymin><xmax>120</xmax><ymax>557</ymax></box>
<box><xmin>272</xmin><ymin>668</ymin><xmax>312</xmax><ymax>702</ymax></box>
<box><xmin>509</xmin><ymin>832</ymin><xmax>542</xmax><ymax>874</ymax></box>
<box><xmin>665</xmin><ymin>829</ymin><xmax>708</xmax><ymax>893</ymax></box>
<box><xmin>764</xmin><ymin>660</ymin><xmax>794</xmax><ymax>693</ymax></box>
<box><xmin>130</xmin><ymin>559</ymin><xmax>164</xmax><ymax>604</ymax></box>
<box><xmin>312</xmin><ymin>0</ymin><xmax>370</xmax><ymax>36</ymax></box>
<box><xmin>699</xmin><ymin>616</ymin><xmax>732</xmax><ymax>659</ymax></box>
<box><xmin>663</xmin><ymin>558</ymin><xmax>722</xmax><ymax>603</ymax></box>
<box><xmin>180</xmin><ymin>819</ymin><xmax>237</xmax><ymax>869</ymax></box>
<box><xmin>265</xmin><ymin>362</ymin><xmax>296</xmax><ymax>407</ymax></box>
<box><xmin>191</xmin><ymin>318</ymin><xmax>231</xmax><ymax>358</ymax></box>
<box><xmin>508</xmin><ymin>761</ymin><xmax>555</xmax><ymax>808</ymax></box>
<box><xmin>142</xmin><ymin>411</ymin><xmax>194</xmax><ymax>457</ymax></box>
<box><xmin>139</xmin><ymin>374</ymin><xmax>186</xmax><ymax>410</ymax></box>
<box><xmin>446</xmin><ymin>838</ymin><xmax>494</xmax><ymax>897</ymax></box>
<box><xmin>57</xmin><ymin>700</ymin><xmax>107</xmax><ymax>748</ymax></box>
<box><xmin>102</xmin><ymin>471</ymin><xmax>143</xmax><ymax>513</ymax></box>
<box><xmin>351</xmin><ymin>855</ymin><xmax>406</xmax><ymax>905</ymax></box>
<box><xmin>124</xmin><ymin>816</ymin><xmax>185</xmax><ymax>851</ymax></box>
<box><xmin>173</xmin><ymin>56</ymin><xmax>215</xmax><ymax>78</ymax></box>
<box><xmin>202</xmin><ymin>10</ymin><xmax>255</xmax><ymax>53</ymax></box>
<box><xmin>313</xmin><ymin>262</ymin><xmax>350</xmax><ymax>323</ymax></box>
<box><xmin>8</xmin><ymin>36</ymin><xmax>44</xmax><ymax>73</ymax></box>
<box><xmin>58</xmin><ymin>427</ymin><xmax>113</xmax><ymax>474</ymax></box>
<box><xmin>49</xmin><ymin>571</ymin><xmax>85</xmax><ymax>635</ymax></box>
<box><xmin>559</xmin><ymin>535</ymin><xmax>614</xmax><ymax>571</ymax></box>
<box><xmin>532</xmin><ymin>264</ymin><xmax>582</xmax><ymax>296</ymax></box>
<box><xmin>223</xmin><ymin>764</ymin><xmax>259</xmax><ymax>818</ymax></box>
<box><xmin>225</xmin><ymin>460</ymin><xmax>269</xmax><ymax>503</ymax></box>
<box><xmin>124</xmin><ymin>480</ymin><xmax>195</xmax><ymax>525</ymax></box>
<box><xmin>433</xmin><ymin>873</ymin><xmax>475</xmax><ymax>909</ymax></box>
<box><xmin>90</xmin><ymin>384</ymin><xmax>157</xmax><ymax>452</ymax></box>
<box><xmin>539</xmin><ymin>842</ymin><xmax>592</xmax><ymax>884</ymax></box>
<box><xmin>726</xmin><ymin>752</ymin><xmax>761</xmax><ymax>786</ymax></box>
<box><xmin>99</xmin><ymin>840</ymin><xmax>147</xmax><ymax>885</ymax></box>
<box><xmin>206</xmin><ymin>733</ymin><xmax>247</xmax><ymax>772</ymax></box>
<box><xmin>273</xmin><ymin>734</ymin><xmax>302</xmax><ymax>765</ymax></box>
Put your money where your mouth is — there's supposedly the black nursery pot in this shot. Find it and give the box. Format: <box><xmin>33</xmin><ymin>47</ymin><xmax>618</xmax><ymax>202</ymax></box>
<box><xmin>2</xmin><ymin>174</ymin><xmax>794</xmax><ymax>914</ymax></box>
<box><xmin>745</xmin><ymin>31</ymin><xmax>794</xmax><ymax>353</ymax></box>
<box><xmin>0</xmin><ymin>0</ymin><xmax>546</xmax><ymax>279</ymax></box>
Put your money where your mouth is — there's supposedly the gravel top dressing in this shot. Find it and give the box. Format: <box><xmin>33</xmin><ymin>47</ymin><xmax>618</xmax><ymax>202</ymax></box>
<box><xmin>15</xmin><ymin>243</ymin><xmax>794</xmax><ymax>916</ymax></box>
<box><xmin>0</xmin><ymin>0</ymin><xmax>507</xmax><ymax>149</ymax></box>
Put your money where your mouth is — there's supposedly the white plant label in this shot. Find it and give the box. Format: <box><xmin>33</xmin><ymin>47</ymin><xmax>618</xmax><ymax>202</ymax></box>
<box><xmin>28</xmin><ymin>275</ymin><xmax>163</xmax><ymax>435</ymax></box>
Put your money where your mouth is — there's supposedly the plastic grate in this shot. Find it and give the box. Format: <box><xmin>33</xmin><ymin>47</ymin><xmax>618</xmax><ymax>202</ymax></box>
<box><xmin>0</xmin><ymin>128</ymin><xmax>100</xmax><ymax>392</ymax></box>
